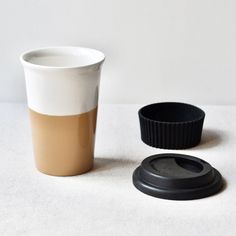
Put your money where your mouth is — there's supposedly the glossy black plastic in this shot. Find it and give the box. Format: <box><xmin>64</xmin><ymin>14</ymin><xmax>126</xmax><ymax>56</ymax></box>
<box><xmin>133</xmin><ymin>153</ymin><xmax>223</xmax><ymax>200</ymax></box>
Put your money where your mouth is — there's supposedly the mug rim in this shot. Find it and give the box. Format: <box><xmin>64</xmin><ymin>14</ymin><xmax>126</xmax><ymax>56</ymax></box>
<box><xmin>20</xmin><ymin>46</ymin><xmax>105</xmax><ymax>70</ymax></box>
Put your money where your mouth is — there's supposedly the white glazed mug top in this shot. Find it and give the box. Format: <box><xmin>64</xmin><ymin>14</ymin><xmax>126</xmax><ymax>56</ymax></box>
<box><xmin>20</xmin><ymin>47</ymin><xmax>105</xmax><ymax>116</ymax></box>
<box><xmin>20</xmin><ymin>46</ymin><xmax>105</xmax><ymax>69</ymax></box>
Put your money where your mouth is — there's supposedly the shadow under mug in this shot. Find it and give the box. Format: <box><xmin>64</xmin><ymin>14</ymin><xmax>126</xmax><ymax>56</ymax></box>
<box><xmin>20</xmin><ymin>47</ymin><xmax>105</xmax><ymax>176</ymax></box>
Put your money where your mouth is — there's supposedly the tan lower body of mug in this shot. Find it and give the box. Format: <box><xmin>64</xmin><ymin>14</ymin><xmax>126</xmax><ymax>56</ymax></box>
<box><xmin>29</xmin><ymin>107</ymin><xmax>97</xmax><ymax>176</ymax></box>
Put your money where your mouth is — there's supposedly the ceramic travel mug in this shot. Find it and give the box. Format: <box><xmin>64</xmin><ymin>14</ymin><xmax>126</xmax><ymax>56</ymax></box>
<box><xmin>20</xmin><ymin>47</ymin><xmax>105</xmax><ymax>176</ymax></box>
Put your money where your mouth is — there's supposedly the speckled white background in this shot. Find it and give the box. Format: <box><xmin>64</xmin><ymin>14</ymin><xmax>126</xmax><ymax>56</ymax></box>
<box><xmin>0</xmin><ymin>104</ymin><xmax>235</xmax><ymax>235</ymax></box>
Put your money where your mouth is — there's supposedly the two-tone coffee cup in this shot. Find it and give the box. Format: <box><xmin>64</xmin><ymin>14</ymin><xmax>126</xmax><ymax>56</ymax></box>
<box><xmin>20</xmin><ymin>46</ymin><xmax>105</xmax><ymax>176</ymax></box>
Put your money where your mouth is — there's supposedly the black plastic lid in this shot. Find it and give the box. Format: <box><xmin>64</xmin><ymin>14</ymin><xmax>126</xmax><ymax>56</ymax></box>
<box><xmin>133</xmin><ymin>153</ymin><xmax>223</xmax><ymax>200</ymax></box>
<box><xmin>138</xmin><ymin>102</ymin><xmax>205</xmax><ymax>149</ymax></box>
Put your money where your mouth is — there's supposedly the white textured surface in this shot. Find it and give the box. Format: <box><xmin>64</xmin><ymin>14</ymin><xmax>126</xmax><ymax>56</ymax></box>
<box><xmin>0</xmin><ymin>103</ymin><xmax>235</xmax><ymax>236</ymax></box>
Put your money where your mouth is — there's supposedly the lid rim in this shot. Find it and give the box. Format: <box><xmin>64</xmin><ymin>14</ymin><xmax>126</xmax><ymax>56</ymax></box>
<box><xmin>133</xmin><ymin>167</ymin><xmax>223</xmax><ymax>200</ymax></box>
<box><xmin>133</xmin><ymin>154</ymin><xmax>223</xmax><ymax>200</ymax></box>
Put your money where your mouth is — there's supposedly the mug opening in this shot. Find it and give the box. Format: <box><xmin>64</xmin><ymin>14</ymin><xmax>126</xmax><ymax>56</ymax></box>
<box><xmin>140</xmin><ymin>102</ymin><xmax>205</xmax><ymax>123</ymax></box>
<box><xmin>20</xmin><ymin>46</ymin><xmax>105</xmax><ymax>69</ymax></box>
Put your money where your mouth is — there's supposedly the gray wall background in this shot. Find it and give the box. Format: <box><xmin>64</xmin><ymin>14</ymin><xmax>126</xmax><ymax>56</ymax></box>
<box><xmin>0</xmin><ymin>0</ymin><xmax>235</xmax><ymax>104</ymax></box>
